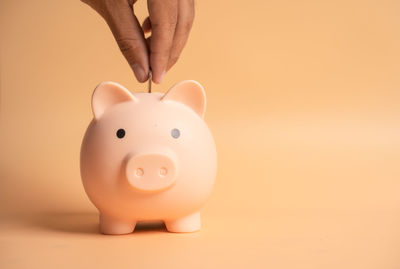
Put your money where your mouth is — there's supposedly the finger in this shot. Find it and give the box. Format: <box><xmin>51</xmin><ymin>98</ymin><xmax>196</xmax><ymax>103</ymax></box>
<box><xmin>142</xmin><ymin>17</ymin><xmax>151</xmax><ymax>34</ymax></box>
<box><xmin>145</xmin><ymin>36</ymin><xmax>152</xmax><ymax>52</ymax></box>
<box><xmin>167</xmin><ymin>0</ymin><xmax>194</xmax><ymax>71</ymax></box>
<box><xmin>105</xmin><ymin>1</ymin><xmax>149</xmax><ymax>82</ymax></box>
<box><xmin>147</xmin><ymin>0</ymin><xmax>178</xmax><ymax>83</ymax></box>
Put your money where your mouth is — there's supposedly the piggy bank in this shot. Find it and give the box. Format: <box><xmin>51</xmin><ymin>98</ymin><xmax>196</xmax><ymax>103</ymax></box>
<box><xmin>80</xmin><ymin>80</ymin><xmax>217</xmax><ymax>234</ymax></box>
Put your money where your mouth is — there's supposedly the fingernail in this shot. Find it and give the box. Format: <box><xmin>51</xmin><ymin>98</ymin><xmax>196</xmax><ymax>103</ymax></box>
<box><xmin>131</xmin><ymin>64</ymin><xmax>147</xmax><ymax>82</ymax></box>
<box><xmin>157</xmin><ymin>70</ymin><xmax>166</xmax><ymax>84</ymax></box>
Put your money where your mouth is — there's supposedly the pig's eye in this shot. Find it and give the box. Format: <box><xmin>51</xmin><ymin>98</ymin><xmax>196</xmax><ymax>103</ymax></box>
<box><xmin>116</xmin><ymin>128</ymin><xmax>125</xmax><ymax>139</ymax></box>
<box><xmin>171</xmin><ymin>128</ymin><xmax>180</xmax><ymax>139</ymax></box>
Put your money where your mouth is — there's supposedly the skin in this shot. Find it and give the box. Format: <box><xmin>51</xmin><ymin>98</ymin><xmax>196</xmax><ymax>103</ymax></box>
<box><xmin>82</xmin><ymin>0</ymin><xmax>195</xmax><ymax>84</ymax></box>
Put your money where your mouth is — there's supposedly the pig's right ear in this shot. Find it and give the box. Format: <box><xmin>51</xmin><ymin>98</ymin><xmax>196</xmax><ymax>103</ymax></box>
<box><xmin>91</xmin><ymin>81</ymin><xmax>137</xmax><ymax>120</ymax></box>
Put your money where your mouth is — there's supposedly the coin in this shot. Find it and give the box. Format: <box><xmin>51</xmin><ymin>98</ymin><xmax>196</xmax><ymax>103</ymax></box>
<box><xmin>148</xmin><ymin>70</ymin><xmax>152</xmax><ymax>93</ymax></box>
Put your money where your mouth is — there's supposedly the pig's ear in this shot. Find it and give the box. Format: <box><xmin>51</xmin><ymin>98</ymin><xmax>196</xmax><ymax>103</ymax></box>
<box><xmin>161</xmin><ymin>80</ymin><xmax>206</xmax><ymax>118</ymax></box>
<box><xmin>91</xmin><ymin>81</ymin><xmax>137</xmax><ymax>120</ymax></box>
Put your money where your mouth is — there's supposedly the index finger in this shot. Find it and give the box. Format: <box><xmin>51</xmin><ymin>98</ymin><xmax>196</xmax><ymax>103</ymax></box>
<box><xmin>147</xmin><ymin>0</ymin><xmax>178</xmax><ymax>83</ymax></box>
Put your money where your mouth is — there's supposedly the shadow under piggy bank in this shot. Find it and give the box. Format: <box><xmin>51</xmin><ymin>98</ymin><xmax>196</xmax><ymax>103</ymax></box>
<box><xmin>33</xmin><ymin>211</ymin><xmax>167</xmax><ymax>235</ymax></box>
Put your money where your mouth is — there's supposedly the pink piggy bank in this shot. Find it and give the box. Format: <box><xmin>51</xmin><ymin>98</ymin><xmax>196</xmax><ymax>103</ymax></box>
<box><xmin>80</xmin><ymin>80</ymin><xmax>217</xmax><ymax>234</ymax></box>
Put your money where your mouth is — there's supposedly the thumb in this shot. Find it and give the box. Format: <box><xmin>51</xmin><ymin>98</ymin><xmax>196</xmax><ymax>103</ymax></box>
<box><xmin>104</xmin><ymin>3</ymin><xmax>149</xmax><ymax>82</ymax></box>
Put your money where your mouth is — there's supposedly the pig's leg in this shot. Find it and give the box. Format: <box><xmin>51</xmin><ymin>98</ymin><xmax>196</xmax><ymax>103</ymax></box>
<box><xmin>165</xmin><ymin>211</ymin><xmax>201</xmax><ymax>233</ymax></box>
<box><xmin>99</xmin><ymin>214</ymin><xmax>136</xmax><ymax>235</ymax></box>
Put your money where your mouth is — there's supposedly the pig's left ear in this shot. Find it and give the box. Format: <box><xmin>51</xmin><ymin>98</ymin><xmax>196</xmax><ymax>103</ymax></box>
<box><xmin>161</xmin><ymin>80</ymin><xmax>206</xmax><ymax>118</ymax></box>
<box><xmin>91</xmin><ymin>81</ymin><xmax>137</xmax><ymax>120</ymax></box>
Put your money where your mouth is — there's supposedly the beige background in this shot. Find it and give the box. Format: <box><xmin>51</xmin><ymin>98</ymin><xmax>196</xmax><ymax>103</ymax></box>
<box><xmin>1</xmin><ymin>0</ymin><xmax>400</xmax><ymax>268</ymax></box>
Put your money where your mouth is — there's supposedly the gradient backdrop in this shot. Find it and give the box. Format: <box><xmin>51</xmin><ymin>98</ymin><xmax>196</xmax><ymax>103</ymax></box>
<box><xmin>1</xmin><ymin>0</ymin><xmax>400</xmax><ymax>268</ymax></box>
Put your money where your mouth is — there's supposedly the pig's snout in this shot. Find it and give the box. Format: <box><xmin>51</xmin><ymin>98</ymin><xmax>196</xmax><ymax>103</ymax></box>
<box><xmin>125</xmin><ymin>152</ymin><xmax>177</xmax><ymax>192</ymax></box>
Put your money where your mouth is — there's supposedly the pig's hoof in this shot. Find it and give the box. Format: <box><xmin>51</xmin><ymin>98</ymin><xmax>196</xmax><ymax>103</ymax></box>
<box><xmin>99</xmin><ymin>215</ymin><xmax>136</xmax><ymax>235</ymax></box>
<box><xmin>165</xmin><ymin>212</ymin><xmax>201</xmax><ymax>233</ymax></box>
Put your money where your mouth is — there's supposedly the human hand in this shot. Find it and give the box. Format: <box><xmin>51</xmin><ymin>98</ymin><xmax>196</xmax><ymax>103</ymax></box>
<box><xmin>82</xmin><ymin>0</ymin><xmax>195</xmax><ymax>84</ymax></box>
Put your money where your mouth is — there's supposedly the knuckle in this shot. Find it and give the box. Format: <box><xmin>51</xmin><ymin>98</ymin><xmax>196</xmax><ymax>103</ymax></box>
<box><xmin>181</xmin><ymin>20</ymin><xmax>193</xmax><ymax>33</ymax></box>
<box><xmin>149</xmin><ymin>3</ymin><xmax>178</xmax><ymax>32</ymax></box>
<box><xmin>169</xmin><ymin>55</ymin><xmax>179</xmax><ymax>65</ymax></box>
<box><xmin>116</xmin><ymin>37</ymin><xmax>140</xmax><ymax>54</ymax></box>
<box><xmin>151</xmin><ymin>20</ymin><xmax>177</xmax><ymax>32</ymax></box>
<box><xmin>151</xmin><ymin>49</ymin><xmax>170</xmax><ymax>60</ymax></box>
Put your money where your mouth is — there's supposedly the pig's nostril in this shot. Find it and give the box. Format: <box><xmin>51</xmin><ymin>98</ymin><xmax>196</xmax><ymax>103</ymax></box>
<box><xmin>135</xmin><ymin>168</ymin><xmax>144</xmax><ymax>177</ymax></box>
<box><xmin>159</xmin><ymin>167</ymin><xmax>168</xmax><ymax>177</ymax></box>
